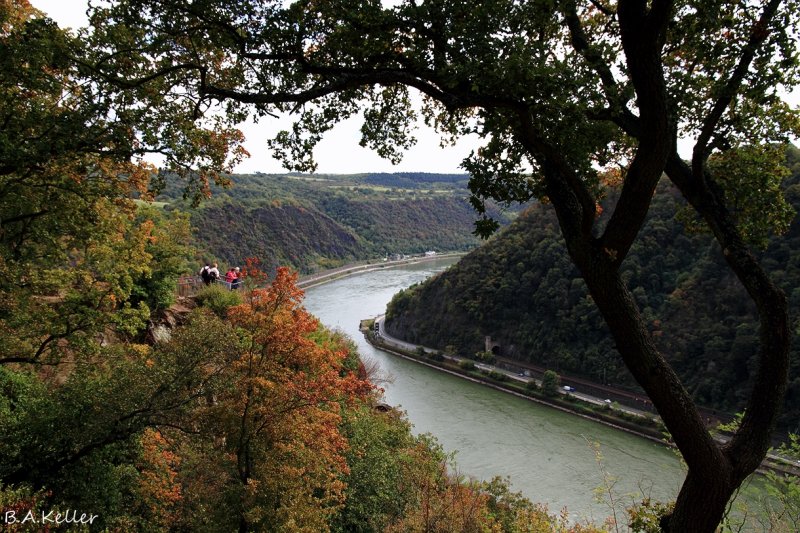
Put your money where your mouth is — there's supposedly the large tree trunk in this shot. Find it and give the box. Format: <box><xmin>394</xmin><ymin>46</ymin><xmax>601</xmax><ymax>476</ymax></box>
<box><xmin>557</xmin><ymin>203</ymin><xmax>787</xmax><ymax>532</ymax></box>
<box><xmin>537</xmin><ymin>150</ymin><xmax>790</xmax><ymax>532</ymax></box>
<box><xmin>666</xmin><ymin>469</ymin><xmax>735</xmax><ymax>532</ymax></box>
<box><xmin>553</xmin><ymin>2</ymin><xmax>791</xmax><ymax>529</ymax></box>
<box><xmin>577</xmin><ymin>258</ymin><xmax>737</xmax><ymax>533</ymax></box>
<box><xmin>660</xmin><ymin>155</ymin><xmax>791</xmax><ymax>531</ymax></box>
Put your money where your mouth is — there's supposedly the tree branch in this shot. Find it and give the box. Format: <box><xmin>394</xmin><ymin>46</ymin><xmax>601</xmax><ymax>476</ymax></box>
<box><xmin>515</xmin><ymin>110</ymin><xmax>597</xmax><ymax>239</ymax></box>
<box><xmin>665</xmin><ymin>153</ymin><xmax>789</xmax><ymax>481</ymax></box>
<box><xmin>1</xmin><ymin>209</ymin><xmax>50</xmax><ymax>227</ymax></box>
<box><xmin>588</xmin><ymin>0</ymin><xmax>615</xmax><ymax>17</ymax></box>
<box><xmin>563</xmin><ymin>0</ymin><xmax>623</xmax><ymax>107</ymax></box>
<box><xmin>598</xmin><ymin>0</ymin><xmax>674</xmax><ymax>266</ymax></box>
<box><xmin>691</xmin><ymin>0</ymin><xmax>784</xmax><ymax>177</ymax></box>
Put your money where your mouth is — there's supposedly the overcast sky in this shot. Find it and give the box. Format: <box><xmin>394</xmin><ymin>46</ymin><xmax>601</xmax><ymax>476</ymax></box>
<box><xmin>28</xmin><ymin>0</ymin><xmax>800</xmax><ymax>176</ymax></box>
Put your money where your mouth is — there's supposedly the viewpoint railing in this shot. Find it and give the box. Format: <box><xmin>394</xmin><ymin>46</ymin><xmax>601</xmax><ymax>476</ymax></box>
<box><xmin>176</xmin><ymin>276</ymin><xmax>203</xmax><ymax>297</ymax></box>
<box><xmin>176</xmin><ymin>276</ymin><xmax>241</xmax><ymax>297</ymax></box>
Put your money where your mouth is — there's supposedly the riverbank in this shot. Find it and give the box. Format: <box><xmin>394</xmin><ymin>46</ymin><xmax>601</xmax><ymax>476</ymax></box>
<box><xmin>362</xmin><ymin>322</ymin><xmax>668</xmax><ymax>443</ymax></box>
<box><xmin>296</xmin><ymin>253</ymin><xmax>465</xmax><ymax>289</ymax></box>
<box><xmin>362</xmin><ymin>319</ymin><xmax>800</xmax><ymax>478</ymax></box>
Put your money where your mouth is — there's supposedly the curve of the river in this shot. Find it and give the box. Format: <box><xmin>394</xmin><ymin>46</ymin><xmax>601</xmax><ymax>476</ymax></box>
<box><xmin>301</xmin><ymin>257</ymin><xmax>763</xmax><ymax>525</ymax></box>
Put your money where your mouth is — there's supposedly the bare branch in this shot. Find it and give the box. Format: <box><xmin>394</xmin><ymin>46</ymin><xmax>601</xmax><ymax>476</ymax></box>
<box><xmin>691</xmin><ymin>0</ymin><xmax>784</xmax><ymax>176</ymax></box>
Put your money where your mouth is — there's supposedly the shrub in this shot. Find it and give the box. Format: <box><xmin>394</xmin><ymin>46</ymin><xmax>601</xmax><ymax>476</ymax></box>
<box><xmin>488</xmin><ymin>370</ymin><xmax>507</xmax><ymax>382</ymax></box>
<box><xmin>459</xmin><ymin>360</ymin><xmax>476</xmax><ymax>371</ymax></box>
<box><xmin>628</xmin><ymin>498</ymin><xmax>675</xmax><ymax>533</ymax></box>
<box><xmin>473</xmin><ymin>350</ymin><xmax>496</xmax><ymax>364</ymax></box>
<box><xmin>541</xmin><ymin>370</ymin><xmax>561</xmax><ymax>397</ymax></box>
<box><xmin>195</xmin><ymin>285</ymin><xmax>242</xmax><ymax>317</ymax></box>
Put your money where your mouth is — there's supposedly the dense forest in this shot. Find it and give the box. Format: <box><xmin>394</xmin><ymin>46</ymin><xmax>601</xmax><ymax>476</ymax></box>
<box><xmin>386</xmin><ymin>146</ymin><xmax>800</xmax><ymax>433</ymax></box>
<box><xmin>158</xmin><ymin>172</ymin><xmax>516</xmax><ymax>273</ymax></box>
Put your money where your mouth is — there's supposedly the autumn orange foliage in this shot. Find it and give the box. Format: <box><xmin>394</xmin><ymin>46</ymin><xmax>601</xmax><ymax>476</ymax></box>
<box><xmin>194</xmin><ymin>267</ymin><xmax>373</xmax><ymax>531</ymax></box>
<box><xmin>136</xmin><ymin>429</ymin><xmax>182</xmax><ymax>527</ymax></box>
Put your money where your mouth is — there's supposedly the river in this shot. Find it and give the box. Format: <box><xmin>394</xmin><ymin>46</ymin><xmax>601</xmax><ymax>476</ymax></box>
<box><xmin>302</xmin><ymin>257</ymin><xmax>765</xmax><ymax>525</ymax></box>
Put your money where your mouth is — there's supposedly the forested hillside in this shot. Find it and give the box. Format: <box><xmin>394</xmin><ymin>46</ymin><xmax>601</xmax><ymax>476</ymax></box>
<box><xmin>160</xmin><ymin>172</ymin><xmax>516</xmax><ymax>272</ymax></box>
<box><xmin>386</xmin><ymin>146</ymin><xmax>800</xmax><ymax>432</ymax></box>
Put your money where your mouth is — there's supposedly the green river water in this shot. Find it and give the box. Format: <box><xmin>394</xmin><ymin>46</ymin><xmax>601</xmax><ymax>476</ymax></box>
<box><xmin>302</xmin><ymin>257</ymin><xmax>773</xmax><ymax>527</ymax></box>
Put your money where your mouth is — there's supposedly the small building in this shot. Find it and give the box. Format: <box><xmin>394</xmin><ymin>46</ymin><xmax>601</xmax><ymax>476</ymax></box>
<box><xmin>485</xmin><ymin>336</ymin><xmax>501</xmax><ymax>355</ymax></box>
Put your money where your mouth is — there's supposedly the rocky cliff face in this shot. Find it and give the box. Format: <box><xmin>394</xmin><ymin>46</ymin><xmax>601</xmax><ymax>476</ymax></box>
<box><xmin>147</xmin><ymin>296</ymin><xmax>198</xmax><ymax>344</ymax></box>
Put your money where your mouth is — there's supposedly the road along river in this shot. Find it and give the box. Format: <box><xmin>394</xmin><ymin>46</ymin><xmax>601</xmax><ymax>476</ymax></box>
<box><xmin>301</xmin><ymin>257</ymin><xmax>767</xmax><ymax>525</ymax></box>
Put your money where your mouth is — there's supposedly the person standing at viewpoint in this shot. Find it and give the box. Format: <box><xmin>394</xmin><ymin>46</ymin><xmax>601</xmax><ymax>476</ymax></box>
<box><xmin>231</xmin><ymin>267</ymin><xmax>241</xmax><ymax>289</ymax></box>
<box><xmin>224</xmin><ymin>267</ymin><xmax>237</xmax><ymax>289</ymax></box>
<box><xmin>200</xmin><ymin>262</ymin><xmax>220</xmax><ymax>285</ymax></box>
<box><xmin>208</xmin><ymin>263</ymin><xmax>220</xmax><ymax>284</ymax></box>
<box><xmin>199</xmin><ymin>262</ymin><xmax>212</xmax><ymax>285</ymax></box>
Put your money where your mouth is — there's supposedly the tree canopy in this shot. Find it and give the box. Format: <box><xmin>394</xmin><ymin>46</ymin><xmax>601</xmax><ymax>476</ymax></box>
<box><xmin>7</xmin><ymin>0</ymin><xmax>800</xmax><ymax>530</ymax></box>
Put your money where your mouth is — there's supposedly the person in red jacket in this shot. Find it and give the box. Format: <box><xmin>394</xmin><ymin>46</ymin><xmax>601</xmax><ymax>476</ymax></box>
<box><xmin>224</xmin><ymin>267</ymin><xmax>236</xmax><ymax>289</ymax></box>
